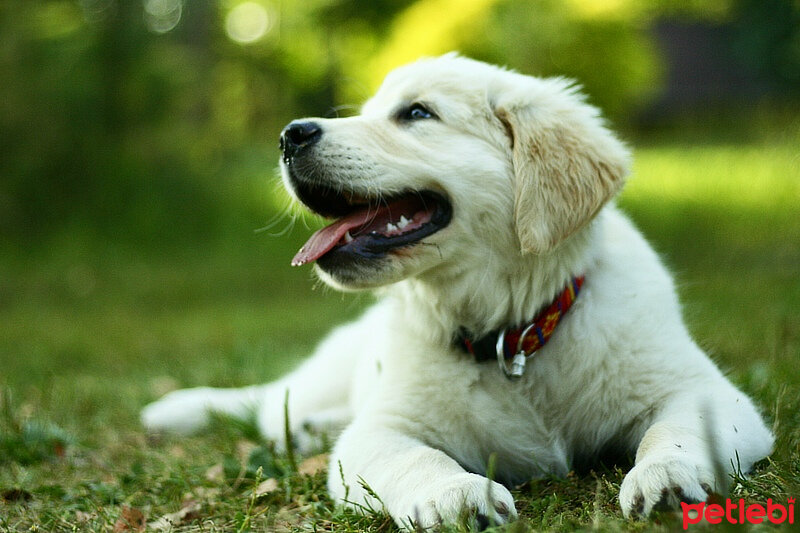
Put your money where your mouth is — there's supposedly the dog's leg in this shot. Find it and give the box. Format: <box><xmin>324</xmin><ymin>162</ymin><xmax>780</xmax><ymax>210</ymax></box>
<box><xmin>328</xmin><ymin>418</ymin><xmax>517</xmax><ymax>530</ymax></box>
<box><xmin>140</xmin><ymin>384</ymin><xmax>267</xmax><ymax>435</ymax></box>
<box><xmin>141</xmin><ymin>304</ymin><xmax>383</xmax><ymax>450</ymax></box>
<box><xmin>251</xmin><ymin>327</ymin><xmax>363</xmax><ymax>452</ymax></box>
<box><xmin>619</xmin><ymin>383</ymin><xmax>773</xmax><ymax>517</ymax></box>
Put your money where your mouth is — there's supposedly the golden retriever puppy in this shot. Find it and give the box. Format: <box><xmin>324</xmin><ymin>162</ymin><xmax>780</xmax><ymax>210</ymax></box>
<box><xmin>143</xmin><ymin>54</ymin><xmax>773</xmax><ymax>530</ymax></box>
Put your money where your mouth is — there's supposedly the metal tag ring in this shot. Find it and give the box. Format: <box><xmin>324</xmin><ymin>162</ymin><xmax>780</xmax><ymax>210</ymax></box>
<box><xmin>496</xmin><ymin>325</ymin><xmax>537</xmax><ymax>380</ymax></box>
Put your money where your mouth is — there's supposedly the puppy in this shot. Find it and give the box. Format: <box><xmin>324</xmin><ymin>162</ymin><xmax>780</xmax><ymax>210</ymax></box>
<box><xmin>142</xmin><ymin>54</ymin><xmax>773</xmax><ymax>529</ymax></box>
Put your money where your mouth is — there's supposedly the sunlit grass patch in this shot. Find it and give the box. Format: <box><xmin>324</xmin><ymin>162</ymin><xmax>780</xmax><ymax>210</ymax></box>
<box><xmin>626</xmin><ymin>143</ymin><xmax>800</xmax><ymax>211</ymax></box>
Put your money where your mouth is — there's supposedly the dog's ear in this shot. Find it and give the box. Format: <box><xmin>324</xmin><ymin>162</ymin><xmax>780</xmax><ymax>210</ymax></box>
<box><xmin>494</xmin><ymin>77</ymin><xmax>630</xmax><ymax>254</ymax></box>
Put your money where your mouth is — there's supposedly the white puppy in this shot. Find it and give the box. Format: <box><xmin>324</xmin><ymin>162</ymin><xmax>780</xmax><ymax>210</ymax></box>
<box><xmin>142</xmin><ymin>54</ymin><xmax>773</xmax><ymax>530</ymax></box>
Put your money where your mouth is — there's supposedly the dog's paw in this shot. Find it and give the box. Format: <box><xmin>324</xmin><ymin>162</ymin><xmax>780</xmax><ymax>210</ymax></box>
<box><xmin>141</xmin><ymin>387</ymin><xmax>216</xmax><ymax>435</ymax></box>
<box><xmin>395</xmin><ymin>473</ymin><xmax>517</xmax><ymax>531</ymax></box>
<box><xmin>619</xmin><ymin>454</ymin><xmax>715</xmax><ymax>518</ymax></box>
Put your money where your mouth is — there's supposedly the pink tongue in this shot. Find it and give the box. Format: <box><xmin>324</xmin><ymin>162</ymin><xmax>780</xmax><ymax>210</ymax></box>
<box><xmin>291</xmin><ymin>205</ymin><xmax>388</xmax><ymax>266</ymax></box>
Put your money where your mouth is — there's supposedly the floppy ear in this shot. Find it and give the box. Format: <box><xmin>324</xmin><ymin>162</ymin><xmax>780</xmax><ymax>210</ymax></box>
<box><xmin>494</xmin><ymin>78</ymin><xmax>630</xmax><ymax>254</ymax></box>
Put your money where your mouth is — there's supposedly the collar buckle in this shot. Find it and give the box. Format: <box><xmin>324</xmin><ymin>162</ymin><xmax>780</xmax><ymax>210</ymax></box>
<box><xmin>496</xmin><ymin>323</ymin><xmax>537</xmax><ymax>380</ymax></box>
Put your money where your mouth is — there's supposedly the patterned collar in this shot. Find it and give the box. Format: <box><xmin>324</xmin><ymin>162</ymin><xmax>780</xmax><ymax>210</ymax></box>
<box><xmin>456</xmin><ymin>276</ymin><xmax>585</xmax><ymax>379</ymax></box>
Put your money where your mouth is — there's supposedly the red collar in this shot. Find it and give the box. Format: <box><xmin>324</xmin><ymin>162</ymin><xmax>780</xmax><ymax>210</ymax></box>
<box><xmin>457</xmin><ymin>276</ymin><xmax>585</xmax><ymax>379</ymax></box>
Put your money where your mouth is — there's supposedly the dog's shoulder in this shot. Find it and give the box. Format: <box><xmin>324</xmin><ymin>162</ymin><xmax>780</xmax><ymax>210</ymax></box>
<box><xmin>590</xmin><ymin>205</ymin><xmax>680</xmax><ymax>309</ymax></box>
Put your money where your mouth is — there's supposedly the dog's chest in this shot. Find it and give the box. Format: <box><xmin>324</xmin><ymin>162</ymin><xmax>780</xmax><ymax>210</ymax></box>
<box><xmin>456</xmin><ymin>371</ymin><xmax>574</xmax><ymax>481</ymax></box>
<box><xmin>375</xmin><ymin>348</ymin><xmax>574</xmax><ymax>482</ymax></box>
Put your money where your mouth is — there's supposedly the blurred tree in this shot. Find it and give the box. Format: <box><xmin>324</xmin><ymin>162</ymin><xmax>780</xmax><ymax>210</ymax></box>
<box><xmin>0</xmin><ymin>0</ymin><xmax>221</xmax><ymax>246</ymax></box>
<box><xmin>730</xmin><ymin>0</ymin><xmax>800</xmax><ymax>93</ymax></box>
<box><xmin>0</xmin><ymin>0</ymin><xmax>797</xmax><ymax>250</ymax></box>
<box><xmin>460</xmin><ymin>0</ymin><xmax>662</xmax><ymax>121</ymax></box>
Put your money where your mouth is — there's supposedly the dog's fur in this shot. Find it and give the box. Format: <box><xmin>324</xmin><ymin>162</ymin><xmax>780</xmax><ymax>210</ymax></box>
<box><xmin>142</xmin><ymin>54</ymin><xmax>773</xmax><ymax>529</ymax></box>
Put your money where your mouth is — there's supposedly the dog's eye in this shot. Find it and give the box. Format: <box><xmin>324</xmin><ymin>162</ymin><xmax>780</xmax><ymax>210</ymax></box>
<box><xmin>399</xmin><ymin>103</ymin><xmax>436</xmax><ymax>121</ymax></box>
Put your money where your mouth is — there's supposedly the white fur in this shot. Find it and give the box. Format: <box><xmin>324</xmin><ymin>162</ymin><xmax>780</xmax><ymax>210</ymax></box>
<box><xmin>141</xmin><ymin>55</ymin><xmax>773</xmax><ymax>529</ymax></box>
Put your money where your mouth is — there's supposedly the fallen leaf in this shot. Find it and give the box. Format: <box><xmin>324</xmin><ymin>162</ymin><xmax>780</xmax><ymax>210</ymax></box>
<box><xmin>113</xmin><ymin>505</ymin><xmax>146</xmax><ymax>532</ymax></box>
<box><xmin>53</xmin><ymin>442</ymin><xmax>66</xmax><ymax>458</ymax></box>
<box><xmin>236</xmin><ymin>439</ymin><xmax>258</xmax><ymax>462</ymax></box>
<box><xmin>75</xmin><ymin>510</ymin><xmax>93</xmax><ymax>523</ymax></box>
<box><xmin>191</xmin><ymin>486</ymin><xmax>221</xmax><ymax>501</ymax></box>
<box><xmin>298</xmin><ymin>454</ymin><xmax>329</xmax><ymax>476</ymax></box>
<box><xmin>272</xmin><ymin>504</ymin><xmax>313</xmax><ymax>531</ymax></box>
<box><xmin>168</xmin><ymin>444</ymin><xmax>186</xmax><ymax>458</ymax></box>
<box><xmin>204</xmin><ymin>463</ymin><xmax>225</xmax><ymax>483</ymax></box>
<box><xmin>148</xmin><ymin>500</ymin><xmax>203</xmax><ymax>531</ymax></box>
<box><xmin>254</xmin><ymin>478</ymin><xmax>279</xmax><ymax>497</ymax></box>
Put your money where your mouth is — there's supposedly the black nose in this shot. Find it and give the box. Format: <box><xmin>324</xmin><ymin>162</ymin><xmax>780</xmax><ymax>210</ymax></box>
<box><xmin>280</xmin><ymin>120</ymin><xmax>322</xmax><ymax>162</ymax></box>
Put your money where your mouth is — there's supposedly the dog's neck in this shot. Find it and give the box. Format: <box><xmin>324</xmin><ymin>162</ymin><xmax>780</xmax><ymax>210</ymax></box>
<box><xmin>387</xmin><ymin>219</ymin><xmax>599</xmax><ymax>346</ymax></box>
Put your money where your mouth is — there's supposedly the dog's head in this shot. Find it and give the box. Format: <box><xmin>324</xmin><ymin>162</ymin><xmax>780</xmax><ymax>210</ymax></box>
<box><xmin>280</xmin><ymin>54</ymin><xmax>629</xmax><ymax>290</ymax></box>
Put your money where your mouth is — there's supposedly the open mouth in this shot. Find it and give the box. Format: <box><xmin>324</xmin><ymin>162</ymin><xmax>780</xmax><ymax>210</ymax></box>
<box><xmin>290</xmin><ymin>182</ymin><xmax>452</xmax><ymax>266</ymax></box>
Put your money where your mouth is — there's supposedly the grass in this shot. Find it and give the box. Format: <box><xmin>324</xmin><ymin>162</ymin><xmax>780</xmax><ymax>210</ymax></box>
<box><xmin>1</xmin><ymin>128</ymin><xmax>799</xmax><ymax>531</ymax></box>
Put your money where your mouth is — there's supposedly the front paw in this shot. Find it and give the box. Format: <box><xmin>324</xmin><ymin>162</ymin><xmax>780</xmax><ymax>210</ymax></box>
<box><xmin>395</xmin><ymin>473</ymin><xmax>517</xmax><ymax>531</ymax></box>
<box><xmin>141</xmin><ymin>387</ymin><xmax>215</xmax><ymax>435</ymax></box>
<box><xmin>619</xmin><ymin>454</ymin><xmax>716</xmax><ymax>518</ymax></box>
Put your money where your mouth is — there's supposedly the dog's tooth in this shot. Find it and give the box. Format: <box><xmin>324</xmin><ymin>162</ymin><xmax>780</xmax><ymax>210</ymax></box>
<box><xmin>386</xmin><ymin>223</ymin><xmax>398</xmax><ymax>232</ymax></box>
<box><xmin>344</xmin><ymin>231</ymin><xmax>353</xmax><ymax>243</ymax></box>
<box><xmin>398</xmin><ymin>216</ymin><xmax>409</xmax><ymax>229</ymax></box>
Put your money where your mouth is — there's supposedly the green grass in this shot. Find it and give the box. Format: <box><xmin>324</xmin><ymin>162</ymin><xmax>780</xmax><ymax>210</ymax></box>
<box><xmin>1</xmin><ymin>131</ymin><xmax>799</xmax><ymax>531</ymax></box>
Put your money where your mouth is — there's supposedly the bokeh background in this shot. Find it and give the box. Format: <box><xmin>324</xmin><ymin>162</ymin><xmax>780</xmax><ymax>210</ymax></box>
<box><xmin>3</xmin><ymin>0</ymin><xmax>799</xmax><ymax>251</ymax></box>
<box><xmin>1</xmin><ymin>0</ymin><xmax>799</xmax><ymax>529</ymax></box>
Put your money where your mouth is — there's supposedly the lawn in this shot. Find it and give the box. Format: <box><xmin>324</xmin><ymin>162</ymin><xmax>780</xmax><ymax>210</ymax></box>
<box><xmin>1</xmin><ymin>132</ymin><xmax>799</xmax><ymax>531</ymax></box>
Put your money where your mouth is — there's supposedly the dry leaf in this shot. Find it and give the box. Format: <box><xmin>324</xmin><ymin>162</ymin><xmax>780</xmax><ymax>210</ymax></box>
<box><xmin>113</xmin><ymin>505</ymin><xmax>146</xmax><ymax>532</ymax></box>
<box><xmin>53</xmin><ymin>442</ymin><xmax>66</xmax><ymax>458</ymax></box>
<box><xmin>254</xmin><ymin>478</ymin><xmax>279</xmax><ymax>496</ymax></box>
<box><xmin>74</xmin><ymin>510</ymin><xmax>93</xmax><ymax>523</ymax></box>
<box><xmin>148</xmin><ymin>500</ymin><xmax>203</xmax><ymax>531</ymax></box>
<box><xmin>204</xmin><ymin>463</ymin><xmax>225</xmax><ymax>483</ymax></box>
<box><xmin>168</xmin><ymin>444</ymin><xmax>186</xmax><ymax>458</ymax></box>
<box><xmin>236</xmin><ymin>439</ymin><xmax>258</xmax><ymax>462</ymax></box>
<box><xmin>298</xmin><ymin>454</ymin><xmax>329</xmax><ymax>476</ymax></box>
<box><xmin>192</xmin><ymin>486</ymin><xmax>221</xmax><ymax>501</ymax></box>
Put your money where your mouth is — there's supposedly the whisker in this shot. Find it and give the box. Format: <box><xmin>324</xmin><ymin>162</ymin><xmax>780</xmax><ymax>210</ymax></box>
<box><xmin>256</xmin><ymin>199</ymin><xmax>293</xmax><ymax>232</ymax></box>
<box><xmin>255</xmin><ymin>208</ymin><xmax>297</xmax><ymax>237</ymax></box>
<box><xmin>300</xmin><ymin>211</ymin><xmax>320</xmax><ymax>231</ymax></box>
<box><xmin>269</xmin><ymin>214</ymin><xmax>297</xmax><ymax>237</ymax></box>
<box><xmin>468</xmin><ymin>253</ymin><xmax>495</xmax><ymax>308</ymax></box>
<box><xmin>326</xmin><ymin>104</ymin><xmax>360</xmax><ymax>118</ymax></box>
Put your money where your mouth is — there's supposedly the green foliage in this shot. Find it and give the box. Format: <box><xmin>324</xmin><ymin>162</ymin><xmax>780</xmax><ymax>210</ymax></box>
<box><xmin>0</xmin><ymin>1</ymin><xmax>286</xmax><ymax>247</ymax></box>
<box><xmin>462</xmin><ymin>0</ymin><xmax>662</xmax><ymax>121</ymax></box>
<box><xmin>730</xmin><ymin>0</ymin><xmax>800</xmax><ymax>91</ymax></box>
<box><xmin>2</xmin><ymin>0</ymin><xmax>799</xmax><ymax>250</ymax></box>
